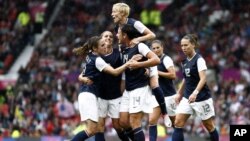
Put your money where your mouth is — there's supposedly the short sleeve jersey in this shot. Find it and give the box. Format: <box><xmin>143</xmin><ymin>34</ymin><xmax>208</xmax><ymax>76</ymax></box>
<box><xmin>182</xmin><ymin>53</ymin><xmax>211</xmax><ymax>102</ymax></box>
<box><xmin>121</xmin><ymin>43</ymin><xmax>150</xmax><ymax>91</ymax></box>
<box><xmin>99</xmin><ymin>48</ymin><xmax>123</xmax><ymax>100</ymax></box>
<box><xmin>114</xmin><ymin>18</ymin><xmax>146</xmax><ymax>38</ymax></box>
<box><xmin>80</xmin><ymin>53</ymin><xmax>108</xmax><ymax>96</ymax></box>
<box><xmin>158</xmin><ymin>55</ymin><xmax>176</xmax><ymax>96</ymax></box>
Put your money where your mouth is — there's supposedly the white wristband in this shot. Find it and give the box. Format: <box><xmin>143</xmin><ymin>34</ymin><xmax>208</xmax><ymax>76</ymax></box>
<box><xmin>193</xmin><ymin>90</ymin><xmax>199</xmax><ymax>96</ymax></box>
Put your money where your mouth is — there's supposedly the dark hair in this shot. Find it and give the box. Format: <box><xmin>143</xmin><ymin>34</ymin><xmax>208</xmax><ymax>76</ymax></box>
<box><xmin>72</xmin><ymin>36</ymin><xmax>102</xmax><ymax>56</ymax></box>
<box><xmin>182</xmin><ymin>34</ymin><xmax>199</xmax><ymax>48</ymax></box>
<box><xmin>120</xmin><ymin>24</ymin><xmax>140</xmax><ymax>40</ymax></box>
<box><xmin>100</xmin><ymin>31</ymin><xmax>113</xmax><ymax>38</ymax></box>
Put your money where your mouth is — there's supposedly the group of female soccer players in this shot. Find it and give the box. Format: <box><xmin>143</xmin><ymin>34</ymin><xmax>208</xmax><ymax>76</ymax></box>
<box><xmin>71</xmin><ymin>2</ymin><xmax>219</xmax><ymax>141</ymax></box>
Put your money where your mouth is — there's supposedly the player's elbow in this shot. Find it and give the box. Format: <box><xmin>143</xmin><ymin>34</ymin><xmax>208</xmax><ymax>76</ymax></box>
<box><xmin>150</xmin><ymin>57</ymin><xmax>160</xmax><ymax>67</ymax></box>
<box><xmin>78</xmin><ymin>75</ymin><xmax>83</xmax><ymax>82</ymax></box>
<box><xmin>109</xmin><ymin>69</ymin><xmax>121</xmax><ymax>76</ymax></box>
<box><xmin>151</xmin><ymin>33</ymin><xmax>156</xmax><ymax>39</ymax></box>
<box><xmin>106</xmin><ymin>70</ymin><xmax>119</xmax><ymax>76</ymax></box>
<box><xmin>200</xmin><ymin>74</ymin><xmax>207</xmax><ymax>81</ymax></box>
<box><xmin>202</xmin><ymin>77</ymin><xmax>207</xmax><ymax>83</ymax></box>
<box><xmin>154</xmin><ymin>57</ymin><xmax>160</xmax><ymax>65</ymax></box>
<box><xmin>170</xmin><ymin>73</ymin><xmax>176</xmax><ymax>80</ymax></box>
<box><xmin>112</xmin><ymin>72</ymin><xmax>120</xmax><ymax>76</ymax></box>
<box><xmin>199</xmin><ymin>77</ymin><xmax>207</xmax><ymax>85</ymax></box>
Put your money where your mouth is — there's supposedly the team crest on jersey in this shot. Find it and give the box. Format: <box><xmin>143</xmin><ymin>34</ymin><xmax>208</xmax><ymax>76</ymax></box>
<box><xmin>123</xmin><ymin>54</ymin><xmax>129</xmax><ymax>63</ymax></box>
<box><xmin>86</xmin><ymin>55</ymin><xmax>91</xmax><ymax>63</ymax></box>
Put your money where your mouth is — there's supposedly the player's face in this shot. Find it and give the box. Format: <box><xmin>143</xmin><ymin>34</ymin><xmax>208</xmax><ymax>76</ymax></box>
<box><xmin>180</xmin><ymin>38</ymin><xmax>195</xmax><ymax>56</ymax></box>
<box><xmin>151</xmin><ymin>43</ymin><xmax>163</xmax><ymax>57</ymax></box>
<box><xmin>96</xmin><ymin>39</ymin><xmax>107</xmax><ymax>55</ymax></box>
<box><xmin>102</xmin><ymin>31</ymin><xmax>113</xmax><ymax>47</ymax></box>
<box><xmin>116</xmin><ymin>28</ymin><xmax>124</xmax><ymax>44</ymax></box>
<box><xmin>111</xmin><ymin>7</ymin><xmax>123</xmax><ymax>24</ymax></box>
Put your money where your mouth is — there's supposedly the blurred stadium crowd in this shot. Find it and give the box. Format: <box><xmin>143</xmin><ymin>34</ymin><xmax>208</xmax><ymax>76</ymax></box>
<box><xmin>0</xmin><ymin>0</ymin><xmax>250</xmax><ymax>139</ymax></box>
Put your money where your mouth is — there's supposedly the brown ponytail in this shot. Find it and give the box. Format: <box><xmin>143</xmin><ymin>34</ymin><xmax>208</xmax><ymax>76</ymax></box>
<box><xmin>72</xmin><ymin>36</ymin><xmax>102</xmax><ymax>56</ymax></box>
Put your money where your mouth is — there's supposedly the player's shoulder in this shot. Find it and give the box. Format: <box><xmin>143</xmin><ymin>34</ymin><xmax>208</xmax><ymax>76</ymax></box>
<box><xmin>127</xmin><ymin>18</ymin><xmax>137</xmax><ymax>24</ymax></box>
<box><xmin>195</xmin><ymin>53</ymin><xmax>203</xmax><ymax>59</ymax></box>
<box><xmin>138</xmin><ymin>42</ymin><xmax>148</xmax><ymax>48</ymax></box>
<box><xmin>163</xmin><ymin>55</ymin><xmax>172</xmax><ymax>61</ymax></box>
<box><xmin>127</xmin><ymin>18</ymin><xmax>143</xmax><ymax>26</ymax></box>
<box><xmin>196</xmin><ymin>53</ymin><xmax>205</xmax><ymax>61</ymax></box>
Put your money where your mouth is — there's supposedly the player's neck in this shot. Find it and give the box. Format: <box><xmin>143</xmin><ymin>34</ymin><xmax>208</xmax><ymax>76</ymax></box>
<box><xmin>106</xmin><ymin>47</ymin><xmax>113</xmax><ymax>54</ymax></box>
<box><xmin>187</xmin><ymin>52</ymin><xmax>196</xmax><ymax>60</ymax></box>
<box><xmin>120</xmin><ymin>18</ymin><xmax>128</xmax><ymax>25</ymax></box>
<box><xmin>160</xmin><ymin>53</ymin><xmax>165</xmax><ymax>59</ymax></box>
<box><xmin>126</xmin><ymin>43</ymin><xmax>136</xmax><ymax>48</ymax></box>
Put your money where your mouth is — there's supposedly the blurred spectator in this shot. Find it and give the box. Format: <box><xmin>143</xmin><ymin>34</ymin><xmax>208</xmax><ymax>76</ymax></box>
<box><xmin>55</xmin><ymin>96</ymin><xmax>76</xmax><ymax>119</ymax></box>
<box><xmin>0</xmin><ymin>0</ymin><xmax>35</xmax><ymax>74</ymax></box>
<box><xmin>140</xmin><ymin>2</ymin><xmax>162</xmax><ymax>30</ymax></box>
<box><xmin>29</xmin><ymin>1</ymin><xmax>47</xmax><ymax>33</ymax></box>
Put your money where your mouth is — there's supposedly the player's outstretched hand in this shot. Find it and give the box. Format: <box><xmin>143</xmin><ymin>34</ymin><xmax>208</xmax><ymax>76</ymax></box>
<box><xmin>127</xmin><ymin>60</ymin><xmax>140</xmax><ymax>70</ymax></box>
